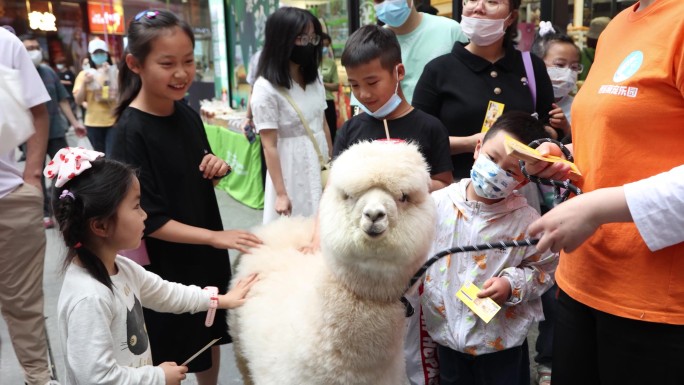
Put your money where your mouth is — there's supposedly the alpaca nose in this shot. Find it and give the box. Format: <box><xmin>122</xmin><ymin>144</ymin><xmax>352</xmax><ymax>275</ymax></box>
<box><xmin>363</xmin><ymin>207</ymin><xmax>386</xmax><ymax>222</ymax></box>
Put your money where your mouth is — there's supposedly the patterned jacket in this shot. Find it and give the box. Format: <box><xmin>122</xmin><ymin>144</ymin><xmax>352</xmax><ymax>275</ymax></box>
<box><xmin>422</xmin><ymin>179</ymin><xmax>557</xmax><ymax>355</ymax></box>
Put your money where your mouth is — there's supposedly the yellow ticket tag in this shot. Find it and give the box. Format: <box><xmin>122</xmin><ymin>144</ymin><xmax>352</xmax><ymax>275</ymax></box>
<box><xmin>481</xmin><ymin>100</ymin><xmax>505</xmax><ymax>133</ymax></box>
<box><xmin>456</xmin><ymin>282</ymin><xmax>501</xmax><ymax>323</ymax></box>
<box><xmin>101</xmin><ymin>85</ymin><xmax>109</xmax><ymax>100</ymax></box>
<box><xmin>503</xmin><ymin>134</ymin><xmax>582</xmax><ymax>180</ymax></box>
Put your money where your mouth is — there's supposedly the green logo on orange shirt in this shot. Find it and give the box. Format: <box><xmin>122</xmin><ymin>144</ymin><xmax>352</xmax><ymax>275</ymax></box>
<box><xmin>613</xmin><ymin>51</ymin><xmax>643</xmax><ymax>83</ymax></box>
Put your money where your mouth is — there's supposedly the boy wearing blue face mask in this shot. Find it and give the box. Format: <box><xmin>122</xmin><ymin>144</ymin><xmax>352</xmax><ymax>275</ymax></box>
<box><xmin>421</xmin><ymin>111</ymin><xmax>558</xmax><ymax>385</ymax></box>
<box><xmin>334</xmin><ymin>25</ymin><xmax>453</xmax><ymax>191</ymax></box>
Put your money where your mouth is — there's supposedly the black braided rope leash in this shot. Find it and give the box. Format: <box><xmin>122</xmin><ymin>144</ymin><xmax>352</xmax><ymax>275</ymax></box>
<box><xmin>400</xmin><ymin>138</ymin><xmax>580</xmax><ymax>317</ymax></box>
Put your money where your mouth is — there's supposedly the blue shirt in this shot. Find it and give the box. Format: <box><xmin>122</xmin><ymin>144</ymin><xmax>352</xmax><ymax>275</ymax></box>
<box><xmin>37</xmin><ymin>64</ymin><xmax>69</xmax><ymax>139</ymax></box>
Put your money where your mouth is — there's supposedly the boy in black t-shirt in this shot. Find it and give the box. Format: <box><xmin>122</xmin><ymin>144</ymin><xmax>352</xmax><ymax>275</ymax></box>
<box><xmin>336</xmin><ymin>25</ymin><xmax>453</xmax><ymax>192</ymax></box>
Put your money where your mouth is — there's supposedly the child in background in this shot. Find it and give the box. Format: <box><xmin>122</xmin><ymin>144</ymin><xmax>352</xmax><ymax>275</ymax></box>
<box><xmin>111</xmin><ymin>10</ymin><xmax>262</xmax><ymax>384</ymax></box>
<box><xmin>532</xmin><ymin>22</ymin><xmax>581</xmax><ymax>141</ymax></box>
<box><xmin>48</xmin><ymin>148</ymin><xmax>256</xmax><ymax>385</ymax></box>
<box><xmin>336</xmin><ymin>25</ymin><xmax>453</xmax><ymax>191</ymax></box>
<box><xmin>421</xmin><ymin>111</ymin><xmax>558</xmax><ymax>385</ymax></box>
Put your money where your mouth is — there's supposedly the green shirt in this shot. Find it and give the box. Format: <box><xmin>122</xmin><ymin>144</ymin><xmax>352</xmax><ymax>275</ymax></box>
<box><xmin>579</xmin><ymin>47</ymin><xmax>595</xmax><ymax>81</ymax></box>
<box><xmin>395</xmin><ymin>13</ymin><xmax>469</xmax><ymax>104</ymax></box>
<box><xmin>321</xmin><ymin>56</ymin><xmax>338</xmax><ymax>101</ymax></box>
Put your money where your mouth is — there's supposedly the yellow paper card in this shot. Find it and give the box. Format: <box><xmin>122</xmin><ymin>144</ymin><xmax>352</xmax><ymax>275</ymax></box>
<box><xmin>503</xmin><ymin>134</ymin><xmax>582</xmax><ymax>180</ymax></box>
<box><xmin>101</xmin><ymin>85</ymin><xmax>109</xmax><ymax>100</ymax></box>
<box><xmin>481</xmin><ymin>101</ymin><xmax>505</xmax><ymax>133</ymax></box>
<box><xmin>456</xmin><ymin>282</ymin><xmax>501</xmax><ymax>323</ymax></box>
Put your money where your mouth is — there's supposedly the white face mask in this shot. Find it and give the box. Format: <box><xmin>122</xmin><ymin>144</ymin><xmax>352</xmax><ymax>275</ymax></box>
<box><xmin>460</xmin><ymin>14</ymin><xmax>509</xmax><ymax>46</ymax></box>
<box><xmin>470</xmin><ymin>155</ymin><xmax>519</xmax><ymax>199</ymax></box>
<box><xmin>358</xmin><ymin>66</ymin><xmax>402</xmax><ymax>119</ymax></box>
<box><xmin>28</xmin><ymin>50</ymin><xmax>43</xmax><ymax>66</ymax></box>
<box><xmin>547</xmin><ymin>67</ymin><xmax>577</xmax><ymax>99</ymax></box>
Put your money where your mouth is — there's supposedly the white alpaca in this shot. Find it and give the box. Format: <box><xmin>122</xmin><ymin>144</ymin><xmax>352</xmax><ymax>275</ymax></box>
<box><xmin>228</xmin><ymin>141</ymin><xmax>435</xmax><ymax>385</ymax></box>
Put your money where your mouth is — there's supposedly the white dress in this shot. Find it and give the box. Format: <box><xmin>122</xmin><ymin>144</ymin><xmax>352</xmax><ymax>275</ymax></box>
<box><xmin>251</xmin><ymin>76</ymin><xmax>328</xmax><ymax>224</ymax></box>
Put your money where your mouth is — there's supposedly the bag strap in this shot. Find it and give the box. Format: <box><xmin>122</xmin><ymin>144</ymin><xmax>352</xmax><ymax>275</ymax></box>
<box><xmin>277</xmin><ymin>87</ymin><xmax>328</xmax><ymax>168</ymax></box>
<box><xmin>522</xmin><ymin>51</ymin><xmax>537</xmax><ymax>108</ymax></box>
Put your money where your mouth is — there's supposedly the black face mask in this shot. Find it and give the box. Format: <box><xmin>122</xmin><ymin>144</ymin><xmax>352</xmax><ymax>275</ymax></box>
<box><xmin>290</xmin><ymin>44</ymin><xmax>316</xmax><ymax>66</ymax></box>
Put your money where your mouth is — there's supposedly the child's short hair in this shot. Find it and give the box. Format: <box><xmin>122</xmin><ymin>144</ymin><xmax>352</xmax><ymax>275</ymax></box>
<box><xmin>484</xmin><ymin>111</ymin><xmax>548</xmax><ymax>146</ymax></box>
<box><xmin>53</xmin><ymin>158</ymin><xmax>137</xmax><ymax>290</ymax></box>
<box><xmin>341</xmin><ymin>25</ymin><xmax>401</xmax><ymax>72</ymax></box>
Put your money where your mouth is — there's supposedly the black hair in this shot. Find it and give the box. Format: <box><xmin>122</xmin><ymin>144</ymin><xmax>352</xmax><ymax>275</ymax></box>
<box><xmin>531</xmin><ymin>29</ymin><xmax>580</xmax><ymax>60</ymax></box>
<box><xmin>484</xmin><ymin>110</ymin><xmax>547</xmax><ymax>146</ymax></box>
<box><xmin>116</xmin><ymin>9</ymin><xmax>194</xmax><ymax>118</ymax></box>
<box><xmin>257</xmin><ymin>7</ymin><xmax>323</xmax><ymax>88</ymax></box>
<box><xmin>503</xmin><ymin>0</ymin><xmax>521</xmax><ymax>46</ymax></box>
<box><xmin>18</xmin><ymin>33</ymin><xmax>37</xmax><ymax>43</ymax></box>
<box><xmin>321</xmin><ymin>32</ymin><xmax>332</xmax><ymax>45</ymax></box>
<box><xmin>341</xmin><ymin>25</ymin><xmax>401</xmax><ymax>72</ymax></box>
<box><xmin>52</xmin><ymin>158</ymin><xmax>136</xmax><ymax>290</ymax></box>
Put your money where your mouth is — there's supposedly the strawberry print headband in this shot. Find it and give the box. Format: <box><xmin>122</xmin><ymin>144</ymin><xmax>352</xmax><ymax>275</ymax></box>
<box><xmin>44</xmin><ymin>147</ymin><xmax>105</xmax><ymax>188</ymax></box>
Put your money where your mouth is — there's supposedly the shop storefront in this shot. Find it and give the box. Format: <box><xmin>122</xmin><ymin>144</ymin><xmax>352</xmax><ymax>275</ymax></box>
<box><xmin>0</xmin><ymin>0</ymin><xmax>222</xmax><ymax>111</ymax></box>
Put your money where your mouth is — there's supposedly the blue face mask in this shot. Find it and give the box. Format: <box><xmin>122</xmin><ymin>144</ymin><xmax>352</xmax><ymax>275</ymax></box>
<box><xmin>358</xmin><ymin>66</ymin><xmax>402</xmax><ymax>119</ymax></box>
<box><xmin>374</xmin><ymin>0</ymin><xmax>412</xmax><ymax>28</ymax></box>
<box><xmin>91</xmin><ymin>53</ymin><xmax>108</xmax><ymax>66</ymax></box>
<box><xmin>322</xmin><ymin>47</ymin><xmax>329</xmax><ymax>56</ymax></box>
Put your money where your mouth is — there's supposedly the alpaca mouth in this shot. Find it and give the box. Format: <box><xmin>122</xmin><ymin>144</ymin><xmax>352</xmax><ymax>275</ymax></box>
<box><xmin>363</xmin><ymin>226</ymin><xmax>386</xmax><ymax>237</ymax></box>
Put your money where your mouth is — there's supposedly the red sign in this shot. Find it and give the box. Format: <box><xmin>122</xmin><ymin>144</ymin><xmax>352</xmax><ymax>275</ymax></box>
<box><xmin>87</xmin><ymin>1</ymin><xmax>124</xmax><ymax>35</ymax></box>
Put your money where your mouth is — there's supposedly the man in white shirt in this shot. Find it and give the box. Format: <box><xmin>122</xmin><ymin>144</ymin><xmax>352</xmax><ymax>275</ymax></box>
<box><xmin>0</xmin><ymin>27</ymin><xmax>56</xmax><ymax>385</ymax></box>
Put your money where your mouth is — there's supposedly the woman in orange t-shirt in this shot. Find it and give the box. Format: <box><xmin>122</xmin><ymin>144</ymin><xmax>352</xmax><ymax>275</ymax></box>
<box><xmin>527</xmin><ymin>0</ymin><xmax>684</xmax><ymax>384</ymax></box>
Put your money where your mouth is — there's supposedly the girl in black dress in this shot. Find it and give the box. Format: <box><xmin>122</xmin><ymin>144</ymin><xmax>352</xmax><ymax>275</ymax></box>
<box><xmin>112</xmin><ymin>9</ymin><xmax>262</xmax><ymax>385</ymax></box>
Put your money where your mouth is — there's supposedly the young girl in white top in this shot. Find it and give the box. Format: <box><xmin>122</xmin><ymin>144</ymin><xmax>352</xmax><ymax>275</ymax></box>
<box><xmin>46</xmin><ymin>147</ymin><xmax>256</xmax><ymax>385</ymax></box>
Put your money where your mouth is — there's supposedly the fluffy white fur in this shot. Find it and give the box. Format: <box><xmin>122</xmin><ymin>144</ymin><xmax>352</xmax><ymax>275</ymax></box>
<box><xmin>228</xmin><ymin>141</ymin><xmax>436</xmax><ymax>385</ymax></box>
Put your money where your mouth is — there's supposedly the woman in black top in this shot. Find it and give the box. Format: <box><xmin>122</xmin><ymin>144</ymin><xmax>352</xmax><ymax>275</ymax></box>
<box><xmin>413</xmin><ymin>0</ymin><xmax>560</xmax><ymax>179</ymax></box>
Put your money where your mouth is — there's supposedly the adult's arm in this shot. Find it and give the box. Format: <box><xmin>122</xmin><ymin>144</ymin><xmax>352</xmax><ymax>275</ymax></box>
<box><xmin>528</xmin><ymin>186</ymin><xmax>632</xmax><ymax>253</ymax></box>
<box><xmin>24</xmin><ymin>104</ymin><xmax>48</xmax><ymax>190</ymax></box>
<box><xmin>73</xmin><ymin>71</ymin><xmax>88</xmax><ymax>105</ymax></box>
<box><xmin>8</xmin><ymin>31</ymin><xmax>50</xmax><ymax>189</ymax></box>
<box><xmin>624</xmin><ymin>165</ymin><xmax>684</xmax><ymax>251</ymax></box>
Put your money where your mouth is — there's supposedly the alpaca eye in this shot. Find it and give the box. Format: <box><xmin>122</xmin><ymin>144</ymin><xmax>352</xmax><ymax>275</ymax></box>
<box><xmin>400</xmin><ymin>193</ymin><xmax>409</xmax><ymax>203</ymax></box>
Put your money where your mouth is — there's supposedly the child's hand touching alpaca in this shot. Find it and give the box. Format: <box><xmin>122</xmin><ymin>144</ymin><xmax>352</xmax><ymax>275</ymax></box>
<box><xmin>219</xmin><ymin>274</ymin><xmax>258</xmax><ymax>308</ymax></box>
<box><xmin>160</xmin><ymin>361</ymin><xmax>188</xmax><ymax>385</ymax></box>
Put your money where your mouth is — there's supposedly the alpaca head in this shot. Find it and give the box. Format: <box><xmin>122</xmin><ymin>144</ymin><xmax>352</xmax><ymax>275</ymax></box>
<box><xmin>319</xmin><ymin>141</ymin><xmax>436</xmax><ymax>301</ymax></box>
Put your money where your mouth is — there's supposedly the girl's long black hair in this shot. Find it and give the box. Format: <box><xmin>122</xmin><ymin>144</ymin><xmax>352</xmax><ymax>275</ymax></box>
<box><xmin>116</xmin><ymin>9</ymin><xmax>194</xmax><ymax>119</ymax></box>
<box><xmin>257</xmin><ymin>7</ymin><xmax>323</xmax><ymax>88</ymax></box>
<box><xmin>53</xmin><ymin>158</ymin><xmax>136</xmax><ymax>290</ymax></box>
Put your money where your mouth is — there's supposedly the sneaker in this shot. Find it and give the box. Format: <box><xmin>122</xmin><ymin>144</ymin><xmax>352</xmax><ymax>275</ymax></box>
<box><xmin>43</xmin><ymin>217</ymin><xmax>55</xmax><ymax>229</ymax></box>
<box><xmin>537</xmin><ymin>364</ymin><xmax>552</xmax><ymax>385</ymax></box>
